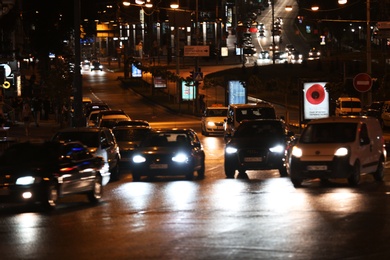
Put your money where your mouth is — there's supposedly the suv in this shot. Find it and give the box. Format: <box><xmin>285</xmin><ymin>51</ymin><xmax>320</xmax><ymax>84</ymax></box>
<box><xmin>288</xmin><ymin>116</ymin><xmax>386</xmax><ymax>187</ymax></box>
<box><xmin>224</xmin><ymin>102</ymin><xmax>277</xmax><ymax>139</ymax></box>
<box><xmin>224</xmin><ymin>119</ymin><xmax>295</xmax><ymax>178</ymax></box>
<box><xmin>52</xmin><ymin>127</ymin><xmax>121</xmax><ymax>181</ymax></box>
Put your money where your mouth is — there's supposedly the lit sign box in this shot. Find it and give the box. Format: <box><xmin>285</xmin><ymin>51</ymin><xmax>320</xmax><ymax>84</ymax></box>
<box><xmin>131</xmin><ymin>64</ymin><xmax>142</xmax><ymax>78</ymax></box>
<box><xmin>221</xmin><ymin>47</ymin><xmax>228</xmax><ymax>57</ymax></box>
<box><xmin>154</xmin><ymin>76</ymin><xmax>166</xmax><ymax>88</ymax></box>
<box><xmin>228</xmin><ymin>80</ymin><xmax>246</xmax><ymax>105</ymax></box>
<box><xmin>182</xmin><ymin>81</ymin><xmax>196</xmax><ymax>101</ymax></box>
<box><xmin>303</xmin><ymin>82</ymin><xmax>329</xmax><ymax>120</ymax></box>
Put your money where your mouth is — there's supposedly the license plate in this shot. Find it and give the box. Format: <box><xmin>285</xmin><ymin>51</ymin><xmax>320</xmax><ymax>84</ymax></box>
<box><xmin>150</xmin><ymin>164</ymin><xmax>168</xmax><ymax>169</ymax></box>
<box><xmin>244</xmin><ymin>157</ymin><xmax>262</xmax><ymax>162</ymax></box>
<box><xmin>0</xmin><ymin>188</ymin><xmax>10</xmax><ymax>196</ymax></box>
<box><xmin>307</xmin><ymin>165</ymin><xmax>327</xmax><ymax>171</ymax></box>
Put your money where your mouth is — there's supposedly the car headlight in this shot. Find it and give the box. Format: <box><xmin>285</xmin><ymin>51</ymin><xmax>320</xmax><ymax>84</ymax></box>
<box><xmin>291</xmin><ymin>146</ymin><xmax>302</xmax><ymax>158</ymax></box>
<box><xmin>207</xmin><ymin>121</ymin><xmax>216</xmax><ymax>127</ymax></box>
<box><xmin>269</xmin><ymin>145</ymin><xmax>284</xmax><ymax>153</ymax></box>
<box><xmin>225</xmin><ymin>147</ymin><xmax>238</xmax><ymax>154</ymax></box>
<box><xmin>16</xmin><ymin>176</ymin><xmax>40</xmax><ymax>185</ymax></box>
<box><xmin>172</xmin><ymin>153</ymin><xmax>189</xmax><ymax>163</ymax></box>
<box><xmin>335</xmin><ymin>147</ymin><xmax>348</xmax><ymax>156</ymax></box>
<box><xmin>133</xmin><ymin>155</ymin><xmax>146</xmax><ymax>163</ymax></box>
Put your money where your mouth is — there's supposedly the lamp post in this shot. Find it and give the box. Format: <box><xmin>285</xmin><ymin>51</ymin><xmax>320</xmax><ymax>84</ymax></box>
<box><xmin>271</xmin><ymin>0</ymin><xmax>275</xmax><ymax>65</ymax></box>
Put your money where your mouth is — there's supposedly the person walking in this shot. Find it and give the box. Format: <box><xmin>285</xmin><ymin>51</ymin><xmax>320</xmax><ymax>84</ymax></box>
<box><xmin>22</xmin><ymin>100</ymin><xmax>32</xmax><ymax>136</ymax></box>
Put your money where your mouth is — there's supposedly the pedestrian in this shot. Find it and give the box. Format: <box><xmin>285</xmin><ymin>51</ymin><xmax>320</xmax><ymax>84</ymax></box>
<box><xmin>22</xmin><ymin>100</ymin><xmax>32</xmax><ymax>136</ymax></box>
<box><xmin>32</xmin><ymin>97</ymin><xmax>42</xmax><ymax>127</ymax></box>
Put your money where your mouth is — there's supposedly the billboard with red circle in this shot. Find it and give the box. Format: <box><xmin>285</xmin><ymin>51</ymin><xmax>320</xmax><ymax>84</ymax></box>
<box><xmin>303</xmin><ymin>82</ymin><xmax>329</xmax><ymax>120</ymax></box>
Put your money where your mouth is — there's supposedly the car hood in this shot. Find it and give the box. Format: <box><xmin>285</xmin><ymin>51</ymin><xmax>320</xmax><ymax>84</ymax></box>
<box><xmin>136</xmin><ymin>146</ymin><xmax>190</xmax><ymax>155</ymax></box>
<box><xmin>228</xmin><ymin>136</ymin><xmax>285</xmax><ymax>148</ymax></box>
<box><xmin>117</xmin><ymin>141</ymin><xmax>141</xmax><ymax>150</ymax></box>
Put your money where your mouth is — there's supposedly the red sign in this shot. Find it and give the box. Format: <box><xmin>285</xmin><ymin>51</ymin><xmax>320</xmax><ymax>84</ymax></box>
<box><xmin>353</xmin><ymin>73</ymin><xmax>372</xmax><ymax>92</ymax></box>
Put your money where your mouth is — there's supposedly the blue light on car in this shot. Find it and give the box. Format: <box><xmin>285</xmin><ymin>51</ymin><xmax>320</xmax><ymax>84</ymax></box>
<box><xmin>133</xmin><ymin>155</ymin><xmax>146</xmax><ymax>163</ymax></box>
<box><xmin>225</xmin><ymin>147</ymin><xmax>238</xmax><ymax>154</ymax></box>
<box><xmin>16</xmin><ymin>176</ymin><xmax>38</xmax><ymax>185</ymax></box>
<box><xmin>269</xmin><ymin>145</ymin><xmax>284</xmax><ymax>153</ymax></box>
<box><xmin>172</xmin><ymin>153</ymin><xmax>189</xmax><ymax>163</ymax></box>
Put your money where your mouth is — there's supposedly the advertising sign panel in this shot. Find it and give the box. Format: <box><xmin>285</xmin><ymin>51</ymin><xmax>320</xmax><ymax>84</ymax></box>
<box><xmin>131</xmin><ymin>64</ymin><xmax>142</xmax><ymax>78</ymax></box>
<box><xmin>182</xmin><ymin>81</ymin><xmax>196</xmax><ymax>101</ymax></box>
<box><xmin>153</xmin><ymin>76</ymin><xmax>166</xmax><ymax>88</ymax></box>
<box><xmin>228</xmin><ymin>81</ymin><xmax>246</xmax><ymax>105</ymax></box>
<box><xmin>303</xmin><ymin>82</ymin><xmax>329</xmax><ymax>120</ymax></box>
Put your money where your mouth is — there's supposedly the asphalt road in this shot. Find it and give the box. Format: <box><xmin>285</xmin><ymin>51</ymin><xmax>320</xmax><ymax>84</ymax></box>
<box><xmin>2</xmin><ymin>69</ymin><xmax>390</xmax><ymax>259</ymax></box>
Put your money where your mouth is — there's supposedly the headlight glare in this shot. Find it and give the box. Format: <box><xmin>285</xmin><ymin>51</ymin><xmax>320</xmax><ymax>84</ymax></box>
<box><xmin>291</xmin><ymin>146</ymin><xmax>302</xmax><ymax>158</ymax></box>
<box><xmin>335</xmin><ymin>147</ymin><xmax>348</xmax><ymax>156</ymax></box>
<box><xmin>16</xmin><ymin>176</ymin><xmax>37</xmax><ymax>185</ymax></box>
<box><xmin>133</xmin><ymin>155</ymin><xmax>146</xmax><ymax>163</ymax></box>
<box><xmin>269</xmin><ymin>145</ymin><xmax>284</xmax><ymax>153</ymax></box>
<box><xmin>172</xmin><ymin>153</ymin><xmax>189</xmax><ymax>163</ymax></box>
<box><xmin>226</xmin><ymin>147</ymin><xmax>238</xmax><ymax>154</ymax></box>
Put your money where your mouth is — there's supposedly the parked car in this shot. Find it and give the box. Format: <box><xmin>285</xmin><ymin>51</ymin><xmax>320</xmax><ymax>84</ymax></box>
<box><xmin>84</xmin><ymin>102</ymin><xmax>110</xmax><ymax>118</ymax></box>
<box><xmin>201</xmin><ymin>106</ymin><xmax>228</xmax><ymax>136</ymax></box>
<box><xmin>51</xmin><ymin>127</ymin><xmax>121</xmax><ymax>181</ymax></box>
<box><xmin>112</xmin><ymin>125</ymin><xmax>151</xmax><ymax>166</ymax></box>
<box><xmin>224</xmin><ymin>119</ymin><xmax>295</xmax><ymax>178</ymax></box>
<box><xmin>0</xmin><ymin>141</ymin><xmax>107</xmax><ymax>210</ymax></box>
<box><xmin>361</xmin><ymin>101</ymin><xmax>385</xmax><ymax>128</ymax></box>
<box><xmin>288</xmin><ymin>116</ymin><xmax>386</xmax><ymax>187</ymax></box>
<box><xmin>131</xmin><ymin>129</ymin><xmax>205</xmax><ymax>181</ymax></box>
<box><xmin>97</xmin><ymin>114</ymin><xmax>131</xmax><ymax>129</ymax></box>
<box><xmin>95</xmin><ymin>109</ymin><xmax>129</xmax><ymax>125</ymax></box>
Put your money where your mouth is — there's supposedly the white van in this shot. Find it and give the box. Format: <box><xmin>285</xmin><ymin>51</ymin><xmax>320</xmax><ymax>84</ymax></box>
<box><xmin>224</xmin><ymin>102</ymin><xmax>277</xmax><ymax>138</ymax></box>
<box><xmin>335</xmin><ymin>97</ymin><xmax>362</xmax><ymax>116</ymax></box>
<box><xmin>288</xmin><ymin>116</ymin><xmax>386</xmax><ymax>187</ymax></box>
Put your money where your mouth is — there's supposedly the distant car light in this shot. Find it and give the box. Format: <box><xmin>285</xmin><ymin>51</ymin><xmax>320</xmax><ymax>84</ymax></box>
<box><xmin>16</xmin><ymin>176</ymin><xmax>38</xmax><ymax>185</ymax></box>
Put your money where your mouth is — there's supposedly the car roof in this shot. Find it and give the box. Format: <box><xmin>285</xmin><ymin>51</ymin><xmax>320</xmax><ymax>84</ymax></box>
<box><xmin>206</xmin><ymin>106</ymin><xmax>228</xmax><ymax>110</ymax></box>
<box><xmin>101</xmin><ymin>114</ymin><xmax>130</xmax><ymax>119</ymax></box>
<box><xmin>151</xmin><ymin>128</ymin><xmax>194</xmax><ymax>134</ymax></box>
<box><xmin>98</xmin><ymin>109</ymin><xmax>126</xmax><ymax>115</ymax></box>
<box><xmin>229</xmin><ymin>102</ymin><xmax>274</xmax><ymax>109</ymax></box>
<box><xmin>113</xmin><ymin>125</ymin><xmax>151</xmax><ymax>130</ymax></box>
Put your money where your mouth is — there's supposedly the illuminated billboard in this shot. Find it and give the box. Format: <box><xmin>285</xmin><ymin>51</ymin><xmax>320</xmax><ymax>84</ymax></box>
<box><xmin>303</xmin><ymin>82</ymin><xmax>329</xmax><ymax>120</ymax></box>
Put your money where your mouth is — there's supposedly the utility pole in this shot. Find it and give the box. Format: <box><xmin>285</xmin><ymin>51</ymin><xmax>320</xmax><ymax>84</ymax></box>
<box><xmin>73</xmin><ymin>0</ymin><xmax>83</xmax><ymax>126</ymax></box>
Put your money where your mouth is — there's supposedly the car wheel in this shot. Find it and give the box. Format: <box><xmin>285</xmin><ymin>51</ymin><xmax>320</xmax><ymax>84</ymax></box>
<box><xmin>110</xmin><ymin>161</ymin><xmax>121</xmax><ymax>181</ymax></box>
<box><xmin>279</xmin><ymin>167</ymin><xmax>288</xmax><ymax>177</ymax></box>
<box><xmin>291</xmin><ymin>178</ymin><xmax>302</xmax><ymax>187</ymax></box>
<box><xmin>132</xmin><ymin>171</ymin><xmax>141</xmax><ymax>182</ymax></box>
<box><xmin>43</xmin><ymin>183</ymin><xmax>58</xmax><ymax>210</ymax></box>
<box><xmin>197</xmin><ymin>160</ymin><xmax>205</xmax><ymax>179</ymax></box>
<box><xmin>347</xmin><ymin>162</ymin><xmax>361</xmax><ymax>186</ymax></box>
<box><xmin>373</xmin><ymin>157</ymin><xmax>385</xmax><ymax>182</ymax></box>
<box><xmin>87</xmin><ymin>176</ymin><xmax>103</xmax><ymax>203</ymax></box>
<box><xmin>225</xmin><ymin>166</ymin><xmax>235</xmax><ymax>178</ymax></box>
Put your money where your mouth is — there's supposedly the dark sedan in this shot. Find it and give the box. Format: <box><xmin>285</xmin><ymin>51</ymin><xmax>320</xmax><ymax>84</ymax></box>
<box><xmin>0</xmin><ymin>141</ymin><xmax>107</xmax><ymax>210</ymax></box>
<box><xmin>112</xmin><ymin>125</ymin><xmax>151</xmax><ymax>167</ymax></box>
<box><xmin>131</xmin><ymin>129</ymin><xmax>205</xmax><ymax>181</ymax></box>
<box><xmin>224</xmin><ymin>119</ymin><xmax>295</xmax><ymax>178</ymax></box>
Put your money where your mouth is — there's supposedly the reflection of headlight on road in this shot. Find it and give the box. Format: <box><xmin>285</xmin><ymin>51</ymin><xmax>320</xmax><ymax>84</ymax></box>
<box><xmin>172</xmin><ymin>153</ymin><xmax>189</xmax><ymax>163</ymax></box>
<box><xmin>207</xmin><ymin>121</ymin><xmax>216</xmax><ymax>127</ymax></box>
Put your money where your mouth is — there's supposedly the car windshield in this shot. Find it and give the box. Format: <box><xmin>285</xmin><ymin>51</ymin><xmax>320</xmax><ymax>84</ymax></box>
<box><xmin>53</xmin><ymin>132</ymin><xmax>99</xmax><ymax>147</ymax></box>
<box><xmin>235</xmin><ymin>107</ymin><xmax>276</xmax><ymax>122</ymax></box>
<box><xmin>206</xmin><ymin>108</ymin><xmax>227</xmax><ymax>117</ymax></box>
<box><xmin>341</xmin><ymin>101</ymin><xmax>361</xmax><ymax>108</ymax></box>
<box><xmin>235</xmin><ymin>121</ymin><xmax>284</xmax><ymax>137</ymax></box>
<box><xmin>141</xmin><ymin>133</ymin><xmax>189</xmax><ymax>147</ymax></box>
<box><xmin>300</xmin><ymin>123</ymin><xmax>357</xmax><ymax>144</ymax></box>
<box><xmin>113</xmin><ymin>128</ymin><xmax>150</xmax><ymax>142</ymax></box>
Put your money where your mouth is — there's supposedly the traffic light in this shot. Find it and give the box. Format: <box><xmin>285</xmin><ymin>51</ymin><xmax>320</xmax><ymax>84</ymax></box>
<box><xmin>0</xmin><ymin>66</ymin><xmax>5</xmax><ymax>85</ymax></box>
